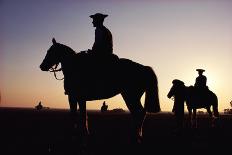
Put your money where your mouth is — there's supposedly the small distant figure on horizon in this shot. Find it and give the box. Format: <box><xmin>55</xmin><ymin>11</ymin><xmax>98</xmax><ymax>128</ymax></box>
<box><xmin>101</xmin><ymin>101</ymin><xmax>108</xmax><ymax>113</ymax></box>
<box><xmin>110</xmin><ymin>108</ymin><xmax>125</xmax><ymax>113</ymax></box>
<box><xmin>167</xmin><ymin>79</ymin><xmax>185</xmax><ymax>135</ymax></box>
<box><xmin>35</xmin><ymin>101</ymin><xmax>43</xmax><ymax>110</ymax></box>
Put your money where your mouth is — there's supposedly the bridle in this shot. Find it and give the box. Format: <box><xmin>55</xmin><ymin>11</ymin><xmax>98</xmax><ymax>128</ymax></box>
<box><xmin>49</xmin><ymin>63</ymin><xmax>64</xmax><ymax>80</ymax></box>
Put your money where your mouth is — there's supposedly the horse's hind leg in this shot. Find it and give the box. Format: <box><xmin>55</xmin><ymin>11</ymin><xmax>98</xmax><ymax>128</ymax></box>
<box><xmin>121</xmin><ymin>92</ymin><xmax>146</xmax><ymax>143</ymax></box>
<box><xmin>206</xmin><ymin>107</ymin><xmax>214</xmax><ymax>127</ymax></box>
<box><xmin>75</xmin><ymin>100</ymin><xmax>89</xmax><ymax>148</ymax></box>
<box><xmin>212</xmin><ymin>104</ymin><xmax>220</xmax><ymax>127</ymax></box>
<box><xmin>187</xmin><ymin>107</ymin><xmax>192</xmax><ymax>128</ymax></box>
<box><xmin>78</xmin><ymin>100</ymin><xmax>89</xmax><ymax>136</ymax></box>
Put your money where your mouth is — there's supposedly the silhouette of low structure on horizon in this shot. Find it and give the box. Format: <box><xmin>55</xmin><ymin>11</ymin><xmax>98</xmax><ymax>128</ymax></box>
<box><xmin>109</xmin><ymin>108</ymin><xmax>126</xmax><ymax>113</ymax></box>
<box><xmin>197</xmin><ymin>110</ymin><xmax>205</xmax><ymax>114</ymax></box>
<box><xmin>223</xmin><ymin>100</ymin><xmax>232</xmax><ymax>114</ymax></box>
<box><xmin>224</xmin><ymin>108</ymin><xmax>232</xmax><ymax>114</ymax></box>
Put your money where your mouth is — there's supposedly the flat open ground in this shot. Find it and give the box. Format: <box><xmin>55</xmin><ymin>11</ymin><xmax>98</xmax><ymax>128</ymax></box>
<box><xmin>0</xmin><ymin>107</ymin><xmax>232</xmax><ymax>155</ymax></box>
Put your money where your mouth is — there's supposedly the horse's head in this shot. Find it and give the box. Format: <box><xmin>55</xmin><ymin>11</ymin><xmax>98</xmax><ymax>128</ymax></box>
<box><xmin>40</xmin><ymin>38</ymin><xmax>63</xmax><ymax>71</ymax></box>
<box><xmin>167</xmin><ymin>79</ymin><xmax>185</xmax><ymax>98</ymax></box>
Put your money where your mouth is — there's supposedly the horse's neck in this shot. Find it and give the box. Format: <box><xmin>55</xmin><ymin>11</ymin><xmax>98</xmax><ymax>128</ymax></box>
<box><xmin>60</xmin><ymin>47</ymin><xmax>76</xmax><ymax>73</ymax></box>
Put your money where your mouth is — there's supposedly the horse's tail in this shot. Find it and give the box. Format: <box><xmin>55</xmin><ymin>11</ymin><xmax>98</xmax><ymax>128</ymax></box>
<box><xmin>144</xmin><ymin>66</ymin><xmax>160</xmax><ymax>113</ymax></box>
<box><xmin>212</xmin><ymin>93</ymin><xmax>219</xmax><ymax>118</ymax></box>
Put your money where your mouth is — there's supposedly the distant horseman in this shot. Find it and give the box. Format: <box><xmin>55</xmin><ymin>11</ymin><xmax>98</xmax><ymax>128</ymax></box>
<box><xmin>194</xmin><ymin>69</ymin><xmax>207</xmax><ymax>89</ymax></box>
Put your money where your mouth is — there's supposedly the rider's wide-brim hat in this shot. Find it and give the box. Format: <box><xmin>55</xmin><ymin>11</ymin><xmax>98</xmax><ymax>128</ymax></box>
<box><xmin>90</xmin><ymin>13</ymin><xmax>108</xmax><ymax>20</ymax></box>
<box><xmin>196</xmin><ymin>69</ymin><xmax>205</xmax><ymax>73</ymax></box>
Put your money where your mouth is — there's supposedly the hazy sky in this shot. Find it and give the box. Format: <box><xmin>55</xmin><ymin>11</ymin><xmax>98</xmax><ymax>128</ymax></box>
<box><xmin>1</xmin><ymin>0</ymin><xmax>232</xmax><ymax>112</ymax></box>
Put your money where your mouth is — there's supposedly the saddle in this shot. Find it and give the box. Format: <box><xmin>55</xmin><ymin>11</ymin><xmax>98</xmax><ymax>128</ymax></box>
<box><xmin>90</xmin><ymin>54</ymin><xmax>119</xmax><ymax>73</ymax></box>
<box><xmin>191</xmin><ymin>86</ymin><xmax>211</xmax><ymax>107</ymax></box>
<box><xmin>64</xmin><ymin>53</ymin><xmax>119</xmax><ymax>95</ymax></box>
<box><xmin>76</xmin><ymin>53</ymin><xmax>120</xmax><ymax>81</ymax></box>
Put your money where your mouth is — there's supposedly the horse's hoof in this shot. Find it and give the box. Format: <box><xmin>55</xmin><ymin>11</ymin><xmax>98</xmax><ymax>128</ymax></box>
<box><xmin>80</xmin><ymin>134</ymin><xmax>90</xmax><ymax>148</ymax></box>
<box><xmin>74</xmin><ymin>123</ymin><xmax>78</xmax><ymax>129</ymax></box>
<box><xmin>172</xmin><ymin>128</ymin><xmax>182</xmax><ymax>136</ymax></box>
<box><xmin>136</xmin><ymin>136</ymin><xmax>143</xmax><ymax>144</ymax></box>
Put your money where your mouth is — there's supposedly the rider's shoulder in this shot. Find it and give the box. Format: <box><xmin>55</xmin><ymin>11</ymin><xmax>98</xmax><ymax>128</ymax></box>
<box><xmin>101</xmin><ymin>26</ymin><xmax>111</xmax><ymax>33</ymax></box>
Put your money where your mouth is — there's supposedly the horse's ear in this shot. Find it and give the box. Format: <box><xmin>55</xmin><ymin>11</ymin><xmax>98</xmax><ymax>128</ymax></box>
<box><xmin>52</xmin><ymin>38</ymin><xmax>57</xmax><ymax>45</ymax></box>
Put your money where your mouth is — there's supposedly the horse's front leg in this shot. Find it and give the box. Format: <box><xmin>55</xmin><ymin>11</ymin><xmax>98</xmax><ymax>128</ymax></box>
<box><xmin>68</xmin><ymin>95</ymin><xmax>78</xmax><ymax>128</ymax></box>
<box><xmin>192</xmin><ymin>109</ymin><xmax>197</xmax><ymax>128</ymax></box>
<box><xmin>78</xmin><ymin>100</ymin><xmax>89</xmax><ymax>136</ymax></box>
<box><xmin>68</xmin><ymin>95</ymin><xmax>78</xmax><ymax>112</ymax></box>
<box><xmin>187</xmin><ymin>107</ymin><xmax>192</xmax><ymax>128</ymax></box>
<box><xmin>206</xmin><ymin>107</ymin><xmax>214</xmax><ymax>127</ymax></box>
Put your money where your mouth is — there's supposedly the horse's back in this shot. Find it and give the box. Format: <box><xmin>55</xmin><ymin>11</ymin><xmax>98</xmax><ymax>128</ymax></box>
<box><xmin>75</xmin><ymin>53</ymin><xmax>146</xmax><ymax>74</ymax></box>
<box><xmin>187</xmin><ymin>86</ymin><xmax>217</xmax><ymax>108</ymax></box>
<box><xmin>119</xmin><ymin>58</ymin><xmax>151</xmax><ymax>74</ymax></box>
<box><xmin>119</xmin><ymin>58</ymin><xmax>156</xmax><ymax>81</ymax></box>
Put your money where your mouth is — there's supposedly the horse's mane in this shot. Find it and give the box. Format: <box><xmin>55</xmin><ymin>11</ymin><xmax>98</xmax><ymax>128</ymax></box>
<box><xmin>58</xmin><ymin>43</ymin><xmax>77</xmax><ymax>55</ymax></box>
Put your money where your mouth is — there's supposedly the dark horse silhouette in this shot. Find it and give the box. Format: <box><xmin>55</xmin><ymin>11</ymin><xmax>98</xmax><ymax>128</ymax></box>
<box><xmin>40</xmin><ymin>38</ymin><xmax>160</xmax><ymax>142</ymax></box>
<box><xmin>167</xmin><ymin>79</ymin><xmax>219</xmax><ymax>128</ymax></box>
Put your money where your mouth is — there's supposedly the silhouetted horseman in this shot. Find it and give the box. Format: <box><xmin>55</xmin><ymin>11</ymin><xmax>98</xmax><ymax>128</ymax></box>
<box><xmin>84</xmin><ymin>13</ymin><xmax>118</xmax><ymax>72</ymax></box>
<box><xmin>40</xmin><ymin>13</ymin><xmax>161</xmax><ymax>144</ymax></box>
<box><xmin>194</xmin><ymin>69</ymin><xmax>208</xmax><ymax>101</ymax></box>
<box><xmin>194</xmin><ymin>69</ymin><xmax>207</xmax><ymax>89</ymax></box>
<box><xmin>168</xmin><ymin>78</ymin><xmax>219</xmax><ymax>128</ymax></box>
<box><xmin>88</xmin><ymin>13</ymin><xmax>113</xmax><ymax>56</ymax></box>
<box><xmin>91</xmin><ymin>15</ymin><xmax>113</xmax><ymax>55</ymax></box>
<box><xmin>40</xmin><ymin>38</ymin><xmax>161</xmax><ymax>144</ymax></box>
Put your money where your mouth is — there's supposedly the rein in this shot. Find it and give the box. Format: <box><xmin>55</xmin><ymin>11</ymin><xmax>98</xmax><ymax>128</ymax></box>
<box><xmin>49</xmin><ymin>64</ymin><xmax>64</xmax><ymax>80</ymax></box>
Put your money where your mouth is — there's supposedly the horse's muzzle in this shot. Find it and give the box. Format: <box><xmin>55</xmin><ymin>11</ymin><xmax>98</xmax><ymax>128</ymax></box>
<box><xmin>40</xmin><ymin>64</ymin><xmax>49</xmax><ymax>71</ymax></box>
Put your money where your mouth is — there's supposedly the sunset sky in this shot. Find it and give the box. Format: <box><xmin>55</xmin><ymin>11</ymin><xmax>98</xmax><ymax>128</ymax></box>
<box><xmin>1</xmin><ymin>0</ymin><xmax>232</xmax><ymax>112</ymax></box>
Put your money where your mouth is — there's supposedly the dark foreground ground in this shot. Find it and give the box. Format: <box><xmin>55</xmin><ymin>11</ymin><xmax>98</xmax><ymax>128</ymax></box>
<box><xmin>0</xmin><ymin>107</ymin><xmax>232</xmax><ymax>155</ymax></box>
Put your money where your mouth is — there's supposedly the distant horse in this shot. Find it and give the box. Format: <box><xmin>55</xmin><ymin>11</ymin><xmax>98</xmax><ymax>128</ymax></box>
<box><xmin>40</xmin><ymin>38</ymin><xmax>160</xmax><ymax>142</ymax></box>
<box><xmin>167</xmin><ymin>79</ymin><xmax>219</xmax><ymax>128</ymax></box>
